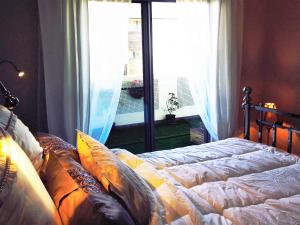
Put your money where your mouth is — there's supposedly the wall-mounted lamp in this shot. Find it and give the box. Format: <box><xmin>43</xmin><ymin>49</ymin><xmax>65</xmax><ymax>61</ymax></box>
<box><xmin>264</xmin><ymin>102</ymin><xmax>278</xmax><ymax>144</ymax></box>
<box><xmin>0</xmin><ymin>60</ymin><xmax>25</xmax><ymax>78</ymax></box>
<box><xmin>0</xmin><ymin>60</ymin><xmax>25</xmax><ymax>110</ymax></box>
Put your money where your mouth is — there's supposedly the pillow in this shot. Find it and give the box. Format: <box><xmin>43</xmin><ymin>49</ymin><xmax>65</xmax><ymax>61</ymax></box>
<box><xmin>0</xmin><ymin>105</ymin><xmax>44</xmax><ymax>172</ymax></box>
<box><xmin>45</xmin><ymin>148</ymin><xmax>135</xmax><ymax>225</ymax></box>
<box><xmin>35</xmin><ymin>132</ymin><xmax>77</xmax><ymax>155</ymax></box>
<box><xmin>0</xmin><ymin>127</ymin><xmax>62</xmax><ymax>225</ymax></box>
<box><xmin>35</xmin><ymin>133</ymin><xmax>78</xmax><ymax>179</ymax></box>
<box><xmin>76</xmin><ymin>130</ymin><xmax>163</xmax><ymax>225</ymax></box>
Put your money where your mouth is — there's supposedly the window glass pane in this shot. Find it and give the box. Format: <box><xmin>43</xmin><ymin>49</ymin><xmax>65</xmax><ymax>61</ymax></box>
<box><xmin>152</xmin><ymin>2</ymin><xmax>208</xmax><ymax>150</ymax></box>
<box><xmin>89</xmin><ymin>3</ymin><xmax>145</xmax><ymax>153</ymax></box>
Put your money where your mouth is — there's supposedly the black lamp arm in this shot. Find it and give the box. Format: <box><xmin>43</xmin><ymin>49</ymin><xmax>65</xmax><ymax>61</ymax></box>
<box><xmin>0</xmin><ymin>60</ymin><xmax>21</xmax><ymax>72</ymax></box>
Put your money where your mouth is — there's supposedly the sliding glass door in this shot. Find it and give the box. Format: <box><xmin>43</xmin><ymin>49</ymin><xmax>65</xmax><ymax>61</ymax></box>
<box><xmin>89</xmin><ymin>2</ymin><xmax>146</xmax><ymax>153</ymax></box>
<box><xmin>89</xmin><ymin>0</ymin><xmax>208</xmax><ymax>153</ymax></box>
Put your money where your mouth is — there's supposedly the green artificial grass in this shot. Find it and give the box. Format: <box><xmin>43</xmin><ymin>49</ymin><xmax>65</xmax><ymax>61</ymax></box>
<box><xmin>106</xmin><ymin>117</ymin><xmax>205</xmax><ymax>154</ymax></box>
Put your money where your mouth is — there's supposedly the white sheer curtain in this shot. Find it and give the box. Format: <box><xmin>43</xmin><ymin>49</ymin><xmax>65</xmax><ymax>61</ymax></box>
<box><xmin>88</xmin><ymin>2</ymin><xmax>130</xmax><ymax>143</ymax></box>
<box><xmin>38</xmin><ymin>0</ymin><xmax>90</xmax><ymax>144</ymax></box>
<box><xmin>39</xmin><ymin>0</ymin><xmax>130</xmax><ymax>144</ymax></box>
<box><xmin>179</xmin><ymin>0</ymin><xmax>243</xmax><ymax>140</ymax></box>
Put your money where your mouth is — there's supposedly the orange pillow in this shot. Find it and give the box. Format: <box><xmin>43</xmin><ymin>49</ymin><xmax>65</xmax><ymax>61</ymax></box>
<box><xmin>46</xmin><ymin>150</ymin><xmax>135</xmax><ymax>225</ymax></box>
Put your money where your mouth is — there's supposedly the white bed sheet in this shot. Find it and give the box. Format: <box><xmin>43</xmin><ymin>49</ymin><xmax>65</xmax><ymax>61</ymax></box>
<box><xmin>114</xmin><ymin>138</ymin><xmax>300</xmax><ymax>225</ymax></box>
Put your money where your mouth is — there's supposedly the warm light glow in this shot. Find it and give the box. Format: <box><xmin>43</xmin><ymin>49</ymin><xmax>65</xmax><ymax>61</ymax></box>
<box><xmin>264</xmin><ymin>102</ymin><xmax>277</xmax><ymax>109</ymax></box>
<box><xmin>264</xmin><ymin>102</ymin><xmax>278</xmax><ymax>123</ymax></box>
<box><xmin>2</xmin><ymin>135</ymin><xmax>60</xmax><ymax>215</ymax></box>
<box><xmin>18</xmin><ymin>71</ymin><xmax>25</xmax><ymax>77</ymax></box>
<box><xmin>0</xmin><ymin>139</ymin><xmax>9</xmax><ymax>158</ymax></box>
<box><xmin>0</xmin><ymin>135</ymin><xmax>62</xmax><ymax>225</ymax></box>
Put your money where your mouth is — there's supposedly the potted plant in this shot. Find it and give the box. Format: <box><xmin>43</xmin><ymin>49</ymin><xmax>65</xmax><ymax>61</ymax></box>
<box><xmin>165</xmin><ymin>93</ymin><xmax>180</xmax><ymax>124</ymax></box>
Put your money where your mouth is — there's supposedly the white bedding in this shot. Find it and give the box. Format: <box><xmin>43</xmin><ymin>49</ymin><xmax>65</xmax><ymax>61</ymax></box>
<box><xmin>113</xmin><ymin>138</ymin><xmax>300</xmax><ymax>225</ymax></box>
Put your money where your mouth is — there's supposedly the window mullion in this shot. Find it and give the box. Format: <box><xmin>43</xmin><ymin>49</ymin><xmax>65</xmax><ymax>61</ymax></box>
<box><xmin>141</xmin><ymin>1</ymin><xmax>155</xmax><ymax>152</ymax></box>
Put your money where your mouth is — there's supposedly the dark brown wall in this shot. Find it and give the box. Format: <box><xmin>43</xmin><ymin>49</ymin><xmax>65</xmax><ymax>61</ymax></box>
<box><xmin>240</xmin><ymin>0</ymin><xmax>300</xmax><ymax>154</ymax></box>
<box><xmin>237</xmin><ymin>0</ymin><xmax>268</xmax><ymax>140</ymax></box>
<box><xmin>263</xmin><ymin>0</ymin><xmax>300</xmax><ymax>154</ymax></box>
<box><xmin>263</xmin><ymin>0</ymin><xmax>300</xmax><ymax>113</ymax></box>
<box><xmin>240</xmin><ymin>0</ymin><xmax>268</xmax><ymax>103</ymax></box>
<box><xmin>0</xmin><ymin>0</ymin><xmax>47</xmax><ymax>132</ymax></box>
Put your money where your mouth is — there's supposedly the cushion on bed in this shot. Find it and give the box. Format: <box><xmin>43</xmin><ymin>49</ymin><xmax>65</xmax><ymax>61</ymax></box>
<box><xmin>0</xmin><ymin>105</ymin><xmax>44</xmax><ymax>172</ymax></box>
<box><xmin>45</xmin><ymin>148</ymin><xmax>135</xmax><ymax>225</ymax></box>
<box><xmin>0</xmin><ymin>127</ymin><xmax>62</xmax><ymax>225</ymax></box>
<box><xmin>76</xmin><ymin>130</ymin><xmax>163</xmax><ymax>225</ymax></box>
<box><xmin>35</xmin><ymin>132</ymin><xmax>77</xmax><ymax>155</ymax></box>
<box><xmin>35</xmin><ymin>133</ymin><xmax>79</xmax><ymax>178</ymax></box>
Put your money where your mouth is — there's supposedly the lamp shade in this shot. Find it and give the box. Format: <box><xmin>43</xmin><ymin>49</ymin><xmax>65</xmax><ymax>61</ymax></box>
<box><xmin>264</xmin><ymin>102</ymin><xmax>277</xmax><ymax>109</ymax></box>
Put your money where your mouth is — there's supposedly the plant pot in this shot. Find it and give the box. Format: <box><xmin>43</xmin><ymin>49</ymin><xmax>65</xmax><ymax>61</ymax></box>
<box><xmin>165</xmin><ymin>114</ymin><xmax>176</xmax><ymax>124</ymax></box>
<box><xmin>128</xmin><ymin>87</ymin><xmax>144</xmax><ymax>99</ymax></box>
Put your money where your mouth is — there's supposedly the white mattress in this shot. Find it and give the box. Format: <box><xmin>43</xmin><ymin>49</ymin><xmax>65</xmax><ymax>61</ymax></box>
<box><xmin>134</xmin><ymin>138</ymin><xmax>300</xmax><ymax>225</ymax></box>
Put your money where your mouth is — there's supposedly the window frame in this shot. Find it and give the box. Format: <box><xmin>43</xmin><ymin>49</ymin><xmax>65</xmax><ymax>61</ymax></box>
<box><xmin>134</xmin><ymin>0</ymin><xmax>176</xmax><ymax>152</ymax></box>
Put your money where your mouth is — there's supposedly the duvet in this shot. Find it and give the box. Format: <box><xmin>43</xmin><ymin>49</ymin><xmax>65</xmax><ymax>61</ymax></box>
<box><xmin>112</xmin><ymin>138</ymin><xmax>300</xmax><ymax>225</ymax></box>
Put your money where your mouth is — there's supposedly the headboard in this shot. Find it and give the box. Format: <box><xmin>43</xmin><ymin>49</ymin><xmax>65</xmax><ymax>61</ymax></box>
<box><xmin>242</xmin><ymin>86</ymin><xmax>300</xmax><ymax>153</ymax></box>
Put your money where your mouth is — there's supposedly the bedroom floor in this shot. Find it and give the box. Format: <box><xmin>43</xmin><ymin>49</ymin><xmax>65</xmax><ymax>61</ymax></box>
<box><xmin>106</xmin><ymin>117</ymin><xmax>207</xmax><ymax>154</ymax></box>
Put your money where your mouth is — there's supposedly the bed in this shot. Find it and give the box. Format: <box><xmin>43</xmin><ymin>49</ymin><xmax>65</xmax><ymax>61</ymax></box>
<box><xmin>117</xmin><ymin>138</ymin><xmax>300</xmax><ymax>225</ymax></box>
<box><xmin>1</xmin><ymin>85</ymin><xmax>300</xmax><ymax>225</ymax></box>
